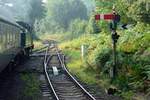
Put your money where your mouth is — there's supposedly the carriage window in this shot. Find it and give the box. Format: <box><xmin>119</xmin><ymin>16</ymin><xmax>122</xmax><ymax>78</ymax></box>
<box><xmin>4</xmin><ymin>24</ymin><xmax>7</xmax><ymax>48</ymax></box>
<box><xmin>0</xmin><ymin>35</ymin><xmax>1</xmax><ymax>52</ymax></box>
<box><xmin>7</xmin><ymin>25</ymin><xmax>10</xmax><ymax>44</ymax></box>
<box><xmin>9</xmin><ymin>25</ymin><xmax>13</xmax><ymax>48</ymax></box>
<box><xmin>14</xmin><ymin>28</ymin><xmax>20</xmax><ymax>47</ymax></box>
<box><xmin>17</xmin><ymin>29</ymin><xmax>20</xmax><ymax>47</ymax></box>
<box><xmin>0</xmin><ymin>23</ymin><xmax>4</xmax><ymax>43</ymax></box>
<box><xmin>14</xmin><ymin>28</ymin><xmax>17</xmax><ymax>46</ymax></box>
<box><xmin>12</xmin><ymin>27</ymin><xmax>14</xmax><ymax>47</ymax></box>
<box><xmin>12</xmin><ymin>27</ymin><xmax>16</xmax><ymax>47</ymax></box>
<box><xmin>0</xmin><ymin>23</ymin><xmax>2</xmax><ymax>43</ymax></box>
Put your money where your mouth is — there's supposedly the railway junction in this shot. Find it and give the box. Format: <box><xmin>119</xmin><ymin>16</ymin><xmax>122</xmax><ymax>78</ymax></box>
<box><xmin>0</xmin><ymin>41</ymin><xmax>121</xmax><ymax>100</ymax></box>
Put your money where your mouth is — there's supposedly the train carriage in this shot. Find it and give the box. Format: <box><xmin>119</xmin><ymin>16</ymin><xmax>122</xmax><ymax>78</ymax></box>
<box><xmin>0</xmin><ymin>17</ymin><xmax>33</xmax><ymax>72</ymax></box>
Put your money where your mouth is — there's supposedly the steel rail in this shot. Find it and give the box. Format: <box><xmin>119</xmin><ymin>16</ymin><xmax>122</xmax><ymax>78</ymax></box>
<box><xmin>33</xmin><ymin>46</ymin><xmax>47</xmax><ymax>53</ymax></box>
<box><xmin>44</xmin><ymin>44</ymin><xmax>96</xmax><ymax>100</ymax></box>
<box><xmin>43</xmin><ymin>46</ymin><xmax>60</xmax><ymax>100</ymax></box>
<box><xmin>56</xmin><ymin>47</ymin><xmax>96</xmax><ymax>100</ymax></box>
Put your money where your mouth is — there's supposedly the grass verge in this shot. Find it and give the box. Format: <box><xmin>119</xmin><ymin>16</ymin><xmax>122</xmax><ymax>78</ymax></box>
<box><xmin>21</xmin><ymin>73</ymin><xmax>41</xmax><ymax>100</ymax></box>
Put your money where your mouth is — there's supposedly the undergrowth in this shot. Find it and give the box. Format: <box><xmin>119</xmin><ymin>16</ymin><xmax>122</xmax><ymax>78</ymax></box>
<box><xmin>59</xmin><ymin>23</ymin><xmax>150</xmax><ymax>99</ymax></box>
<box><xmin>21</xmin><ymin>73</ymin><xmax>41</xmax><ymax>100</ymax></box>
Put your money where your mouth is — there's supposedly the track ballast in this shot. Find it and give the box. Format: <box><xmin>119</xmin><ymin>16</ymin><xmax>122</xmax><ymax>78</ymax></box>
<box><xmin>44</xmin><ymin>42</ymin><xmax>96</xmax><ymax>100</ymax></box>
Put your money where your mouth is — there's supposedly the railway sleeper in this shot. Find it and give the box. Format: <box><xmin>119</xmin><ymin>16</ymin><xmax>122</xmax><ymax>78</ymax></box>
<box><xmin>54</xmin><ymin>87</ymin><xmax>83</xmax><ymax>92</ymax></box>
<box><xmin>56</xmin><ymin>90</ymin><xmax>84</xmax><ymax>96</ymax></box>
<box><xmin>58</xmin><ymin>95</ymin><xmax>87</xmax><ymax>100</ymax></box>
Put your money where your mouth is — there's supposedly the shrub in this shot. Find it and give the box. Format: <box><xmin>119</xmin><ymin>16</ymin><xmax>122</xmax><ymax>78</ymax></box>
<box><xmin>94</xmin><ymin>47</ymin><xmax>112</xmax><ymax>72</ymax></box>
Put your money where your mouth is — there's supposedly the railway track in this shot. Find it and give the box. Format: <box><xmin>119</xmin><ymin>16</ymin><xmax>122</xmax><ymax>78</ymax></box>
<box><xmin>43</xmin><ymin>43</ymin><xmax>96</xmax><ymax>100</ymax></box>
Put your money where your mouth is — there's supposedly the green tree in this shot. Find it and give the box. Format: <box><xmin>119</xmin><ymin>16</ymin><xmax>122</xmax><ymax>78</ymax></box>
<box><xmin>36</xmin><ymin>0</ymin><xmax>88</xmax><ymax>33</ymax></box>
<box><xmin>115</xmin><ymin>0</ymin><xmax>150</xmax><ymax>24</ymax></box>
<box><xmin>68</xmin><ymin>19</ymin><xmax>87</xmax><ymax>39</ymax></box>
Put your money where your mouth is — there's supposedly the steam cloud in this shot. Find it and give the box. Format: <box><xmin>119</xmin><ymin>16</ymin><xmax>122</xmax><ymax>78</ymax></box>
<box><xmin>0</xmin><ymin>0</ymin><xmax>33</xmax><ymax>23</ymax></box>
<box><xmin>0</xmin><ymin>0</ymin><xmax>95</xmax><ymax>23</ymax></box>
<box><xmin>81</xmin><ymin>0</ymin><xmax>95</xmax><ymax>14</ymax></box>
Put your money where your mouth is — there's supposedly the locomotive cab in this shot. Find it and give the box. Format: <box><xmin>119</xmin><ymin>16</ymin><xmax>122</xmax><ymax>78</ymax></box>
<box><xmin>17</xmin><ymin>21</ymin><xmax>34</xmax><ymax>52</ymax></box>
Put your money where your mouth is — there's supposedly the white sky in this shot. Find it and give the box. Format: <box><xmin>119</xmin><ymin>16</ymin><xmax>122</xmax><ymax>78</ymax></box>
<box><xmin>42</xmin><ymin>0</ymin><xmax>47</xmax><ymax>3</ymax></box>
<box><xmin>5</xmin><ymin>3</ymin><xmax>13</xmax><ymax>7</ymax></box>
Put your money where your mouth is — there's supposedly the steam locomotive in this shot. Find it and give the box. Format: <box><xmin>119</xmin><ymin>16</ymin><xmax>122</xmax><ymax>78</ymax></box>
<box><xmin>0</xmin><ymin>17</ymin><xmax>34</xmax><ymax>72</ymax></box>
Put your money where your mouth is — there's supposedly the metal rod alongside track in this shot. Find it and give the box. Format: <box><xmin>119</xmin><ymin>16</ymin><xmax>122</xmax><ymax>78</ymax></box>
<box><xmin>43</xmin><ymin>43</ymin><xmax>96</xmax><ymax>100</ymax></box>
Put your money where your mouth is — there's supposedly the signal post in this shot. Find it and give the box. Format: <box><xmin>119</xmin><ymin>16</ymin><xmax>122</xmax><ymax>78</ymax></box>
<box><xmin>95</xmin><ymin>8</ymin><xmax>120</xmax><ymax>79</ymax></box>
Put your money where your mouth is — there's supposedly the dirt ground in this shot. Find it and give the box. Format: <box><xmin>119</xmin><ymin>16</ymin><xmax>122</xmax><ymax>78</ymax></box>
<box><xmin>0</xmin><ymin>55</ymin><xmax>50</xmax><ymax>100</ymax></box>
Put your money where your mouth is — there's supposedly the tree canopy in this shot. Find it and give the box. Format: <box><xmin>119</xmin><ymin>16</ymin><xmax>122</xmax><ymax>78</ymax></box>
<box><xmin>35</xmin><ymin>0</ymin><xmax>88</xmax><ymax>33</ymax></box>
<box><xmin>115</xmin><ymin>0</ymin><xmax>150</xmax><ymax>24</ymax></box>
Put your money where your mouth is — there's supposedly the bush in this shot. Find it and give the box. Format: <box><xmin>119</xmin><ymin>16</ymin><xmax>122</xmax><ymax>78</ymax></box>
<box><xmin>60</xmin><ymin>21</ymin><xmax>150</xmax><ymax>99</ymax></box>
<box><xmin>21</xmin><ymin>73</ymin><xmax>40</xmax><ymax>100</ymax></box>
<box><xmin>94</xmin><ymin>47</ymin><xmax>112</xmax><ymax>72</ymax></box>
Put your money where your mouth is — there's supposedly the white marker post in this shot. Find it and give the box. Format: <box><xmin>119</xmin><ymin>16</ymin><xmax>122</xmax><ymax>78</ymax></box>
<box><xmin>81</xmin><ymin>44</ymin><xmax>88</xmax><ymax>60</ymax></box>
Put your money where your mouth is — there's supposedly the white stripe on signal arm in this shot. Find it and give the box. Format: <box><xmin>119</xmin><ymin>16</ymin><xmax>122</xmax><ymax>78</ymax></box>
<box><xmin>100</xmin><ymin>14</ymin><xmax>104</xmax><ymax>19</ymax></box>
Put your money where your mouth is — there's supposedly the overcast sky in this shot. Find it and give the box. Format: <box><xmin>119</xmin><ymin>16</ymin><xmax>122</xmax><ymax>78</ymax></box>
<box><xmin>42</xmin><ymin>0</ymin><xmax>47</xmax><ymax>3</ymax></box>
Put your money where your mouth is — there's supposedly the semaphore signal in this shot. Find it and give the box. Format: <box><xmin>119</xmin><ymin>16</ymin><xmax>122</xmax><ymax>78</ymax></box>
<box><xmin>95</xmin><ymin>14</ymin><xmax>120</xmax><ymax>20</ymax></box>
<box><xmin>94</xmin><ymin>7</ymin><xmax>121</xmax><ymax>80</ymax></box>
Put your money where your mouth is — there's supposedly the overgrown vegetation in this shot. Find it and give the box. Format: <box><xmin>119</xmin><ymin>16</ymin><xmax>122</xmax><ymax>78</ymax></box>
<box><xmin>21</xmin><ymin>73</ymin><xmax>41</xmax><ymax>100</ymax></box>
<box><xmin>34</xmin><ymin>0</ymin><xmax>150</xmax><ymax>99</ymax></box>
<box><xmin>60</xmin><ymin>24</ymin><xmax>150</xmax><ymax>99</ymax></box>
